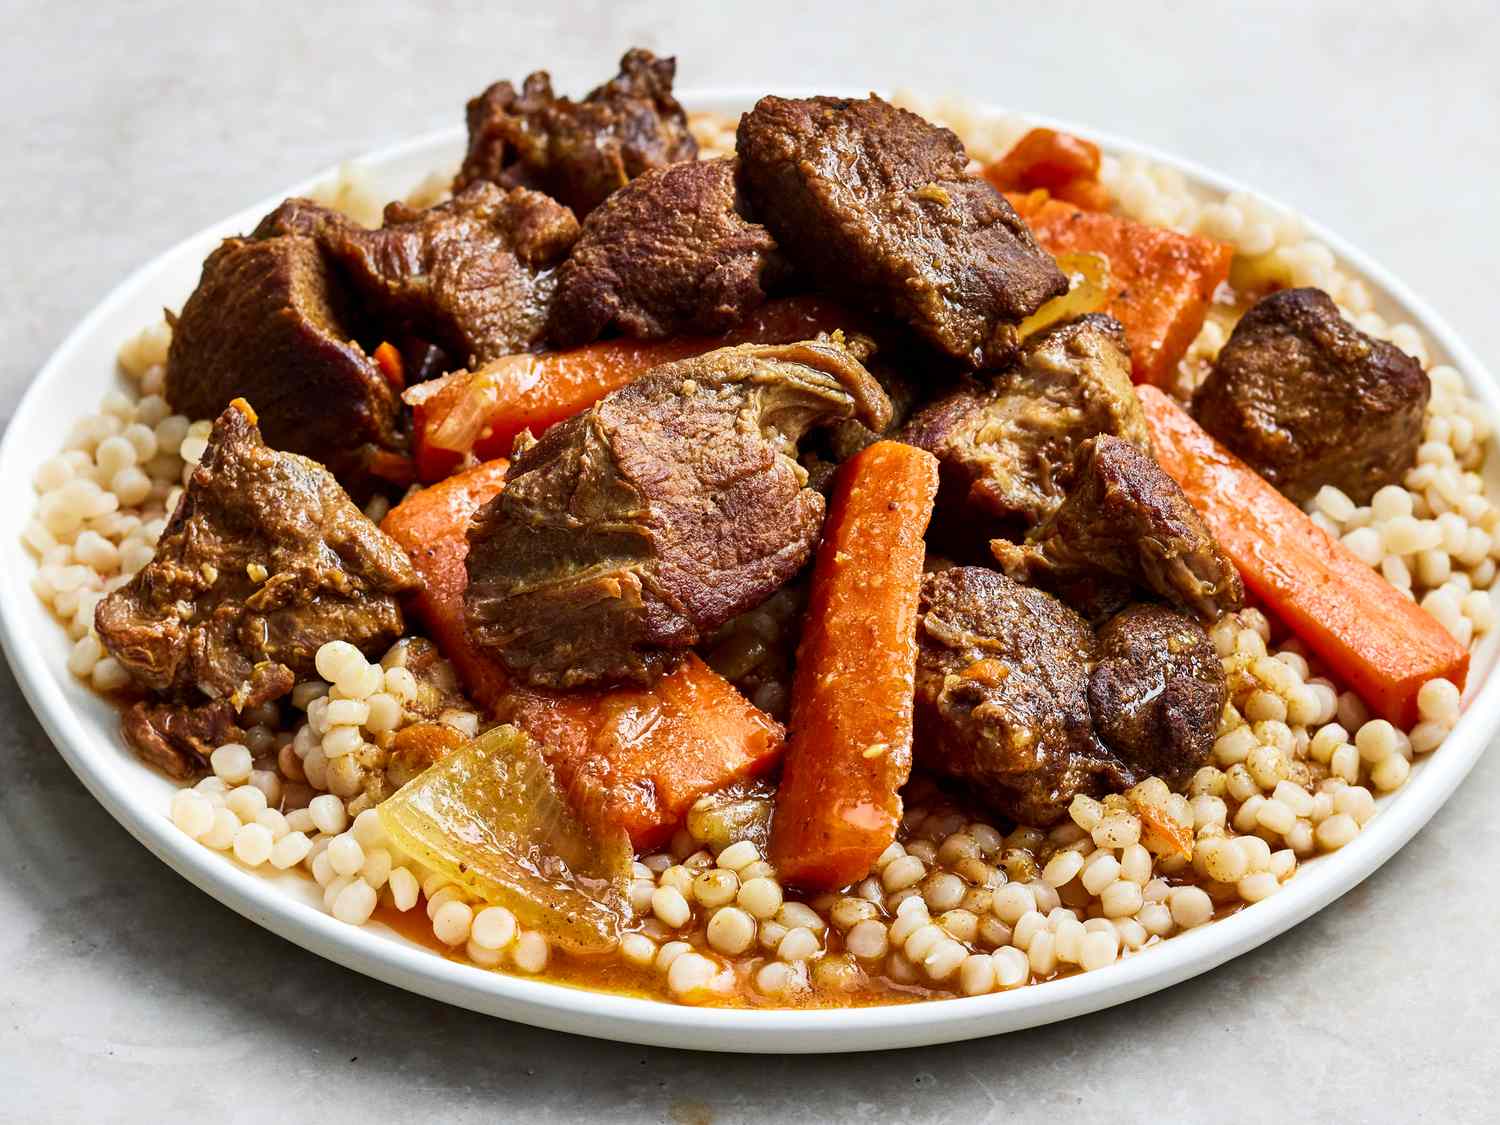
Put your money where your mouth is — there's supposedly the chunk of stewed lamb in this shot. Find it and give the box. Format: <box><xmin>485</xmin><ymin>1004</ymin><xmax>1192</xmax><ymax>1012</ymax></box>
<box><xmin>95</xmin><ymin>402</ymin><xmax>420</xmax><ymax>712</ymax></box>
<box><xmin>121</xmin><ymin>699</ymin><xmax>246</xmax><ymax>780</ymax></box>
<box><xmin>991</xmin><ymin>434</ymin><xmax>1244</xmax><ymax>623</ymax></box>
<box><xmin>256</xmin><ymin>183</ymin><xmax>580</xmax><ymax>364</ymax></box>
<box><xmin>548</xmin><ymin>158</ymin><xmax>783</xmax><ymax>346</ymax></box>
<box><xmin>164</xmin><ymin>225</ymin><xmax>404</xmax><ymax>496</ymax></box>
<box><xmin>456</xmin><ymin>48</ymin><xmax>697</xmax><ymax>217</ymax></box>
<box><xmin>914</xmin><ymin>566</ymin><xmax>1129</xmax><ymax>826</ymax></box>
<box><xmin>902</xmin><ymin>315</ymin><xmax>1150</xmax><ymax>538</ymax></box>
<box><xmin>736</xmin><ymin>94</ymin><xmax>1066</xmax><ymax>367</ymax></box>
<box><xmin>1192</xmin><ymin>287</ymin><xmax>1430</xmax><ymax>504</ymax></box>
<box><xmin>464</xmin><ymin>338</ymin><xmax>891</xmax><ymax>689</ymax></box>
<box><xmin>1088</xmin><ymin>603</ymin><xmax>1226</xmax><ymax>784</ymax></box>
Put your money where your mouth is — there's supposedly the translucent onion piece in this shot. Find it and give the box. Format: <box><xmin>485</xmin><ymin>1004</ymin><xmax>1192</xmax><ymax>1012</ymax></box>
<box><xmin>379</xmin><ymin>725</ymin><xmax>630</xmax><ymax>952</ymax></box>
<box><xmin>1018</xmin><ymin>251</ymin><xmax>1112</xmax><ymax>340</ymax></box>
<box><xmin>424</xmin><ymin>354</ymin><xmax>541</xmax><ymax>454</ymax></box>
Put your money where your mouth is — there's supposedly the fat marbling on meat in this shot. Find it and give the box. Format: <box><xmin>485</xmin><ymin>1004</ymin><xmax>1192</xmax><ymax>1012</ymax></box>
<box><xmin>992</xmin><ymin>433</ymin><xmax>1244</xmax><ymax>623</ymax></box>
<box><xmin>902</xmin><ymin>315</ymin><xmax>1150</xmax><ymax>537</ymax></box>
<box><xmin>464</xmin><ymin>338</ymin><xmax>891</xmax><ymax>689</ymax></box>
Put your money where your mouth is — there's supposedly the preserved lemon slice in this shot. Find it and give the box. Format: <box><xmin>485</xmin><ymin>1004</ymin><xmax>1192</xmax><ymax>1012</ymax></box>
<box><xmin>378</xmin><ymin>725</ymin><xmax>630</xmax><ymax>953</ymax></box>
<box><xmin>1018</xmin><ymin>251</ymin><xmax>1112</xmax><ymax>340</ymax></box>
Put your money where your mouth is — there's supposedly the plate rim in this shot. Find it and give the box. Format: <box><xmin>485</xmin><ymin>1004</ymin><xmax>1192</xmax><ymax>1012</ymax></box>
<box><xmin>2</xmin><ymin>87</ymin><xmax>1497</xmax><ymax>1053</ymax></box>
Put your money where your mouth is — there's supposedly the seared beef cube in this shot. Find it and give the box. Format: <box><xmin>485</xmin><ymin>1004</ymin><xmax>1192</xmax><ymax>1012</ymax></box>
<box><xmin>548</xmin><ymin>158</ymin><xmax>782</xmax><ymax>347</ymax></box>
<box><xmin>456</xmin><ymin>48</ymin><xmax>697</xmax><ymax>217</ymax></box>
<box><xmin>1089</xmin><ymin>603</ymin><xmax>1225</xmax><ymax>785</ymax></box>
<box><xmin>465</xmin><ymin>339</ymin><xmax>891</xmax><ymax>689</ymax></box>
<box><xmin>915</xmin><ymin>566</ymin><xmax>1127</xmax><ymax>826</ymax></box>
<box><xmin>164</xmin><ymin>232</ymin><xmax>403</xmax><ymax>495</ymax></box>
<box><xmin>736</xmin><ymin>95</ymin><xmax>1066</xmax><ymax>367</ymax></box>
<box><xmin>121</xmin><ymin>699</ymin><xmax>245</xmax><ymax>779</ymax></box>
<box><xmin>902</xmin><ymin>315</ymin><xmax>1150</xmax><ymax>534</ymax></box>
<box><xmin>992</xmin><ymin>434</ymin><xmax>1243</xmax><ymax>622</ymax></box>
<box><xmin>259</xmin><ymin>184</ymin><xmax>580</xmax><ymax>364</ymax></box>
<box><xmin>1193</xmin><ymin>287</ymin><xmax>1430</xmax><ymax>504</ymax></box>
<box><xmin>96</xmin><ymin>402</ymin><xmax>420</xmax><ymax>709</ymax></box>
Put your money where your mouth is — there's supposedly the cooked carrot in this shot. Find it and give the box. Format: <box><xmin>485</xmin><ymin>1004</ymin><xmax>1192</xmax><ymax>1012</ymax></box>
<box><xmin>769</xmin><ymin>440</ymin><xmax>940</xmax><ymax>890</ymax></box>
<box><xmin>985</xmin><ymin>128</ymin><xmax>1110</xmax><ymax>211</ymax></box>
<box><xmin>1009</xmin><ymin>193</ymin><xmax>1233</xmax><ymax>387</ymax></box>
<box><xmin>380</xmin><ymin>459</ymin><xmax>513</xmax><ymax>709</ymax></box>
<box><xmin>372</xmin><ymin>341</ymin><xmax>405</xmax><ymax>391</ymax></box>
<box><xmin>409</xmin><ymin>295</ymin><xmax>853</xmax><ymax>481</ymax></box>
<box><xmin>1137</xmin><ymin>386</ymin><xmax>1468</xmax><ymax>726</ymax></box>
<box><xmin>381</xmin><ymin>461</ymin><xmax>784</xmax><ymax>848</ymax></box>
<box><xmin>502</xmin><ymin>660</ymin><xmax>785</xmax><ymax>850</ymax></box>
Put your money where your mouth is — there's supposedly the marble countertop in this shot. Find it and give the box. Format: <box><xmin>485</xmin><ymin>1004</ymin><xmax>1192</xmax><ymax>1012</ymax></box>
<box><xmin>2</xmin><ymin>2</ymin><xmax>1495</xmax><ymax>1121</ymax></box>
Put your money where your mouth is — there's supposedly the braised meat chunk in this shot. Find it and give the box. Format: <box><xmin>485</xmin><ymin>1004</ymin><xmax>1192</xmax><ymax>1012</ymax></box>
<box><xmin>164</xmin><ymin>227</ymin><xmax>403</xmax><ymax>494</ymax></box>
<box><xmin>992</xmin><ymin>434</ymin><xmax>1243</xmax><ymax>622</ymax></box>
<box><xmin>95</xmin><ymin>402</ymin><xmax>420</xmax><ymax>710</ymax></box>
<box><xmin>465</xmin><ymin>339</ymin><xmax>891</xmax><ymax>689</ymax></box>
<box><xmin>1088</xmin><ymin>603</ymin><xmax>1225</xmax><ymax>783</ymax></box>
<box><xmin>121</xmin><ymin>699</ymin><xmax>245</xmax><ymax>780</ymax></box>
<box><xmin>736</xmin><ymin>95</ymin><xmax>1066</xmax><ymax>367</ymax></box>
<box><xmin>456</xmin><ymin>48</ymin><xmax>697</xmax><ymax>217</ymax></box>
<box><xmin>915</xmin><ymin>566</ymin><xmax>1127</xmax><ymax>826</ymax></box>
<box><xmin>259</xmin><ymin>184</ymin><xmax>580</xmax><ymax>364</ymax></box>
<box><xmin>1193</xmin><ymin>287</ymin><xmax>1430</xmax><ymax>504</ymax></box>
<box><xmin>548</xmin><ymin>158</ymin><xmax>783</xmax><ymax>347</ymax></box>
<box><xmin>902</xmin><ymin>315</ymin><xmax>1150</xmax><ymax>535</ymax></box>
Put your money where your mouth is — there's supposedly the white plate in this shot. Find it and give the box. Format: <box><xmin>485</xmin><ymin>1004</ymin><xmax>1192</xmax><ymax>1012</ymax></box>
<box><xmin>2</xmin><ymin>91</ymin><xmax>1497</xmax><ymax>1054</ymax></box>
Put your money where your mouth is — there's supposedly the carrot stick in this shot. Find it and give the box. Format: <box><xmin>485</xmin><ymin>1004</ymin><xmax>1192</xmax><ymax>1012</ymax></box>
<box><xmin>380</xmin><ymin>459</ymin><xmax>513</xmax><ymax>709</ymax></box>
<box><xmin>769</xmin><ymin>440</ymin><xmax>940</xmax><ymax>890</ymax></box>
<box><xmin>1137</xmin><ymin>386</ymin><xmax>1468</xmax><ymax>726</ymax></box>
<box><xmin>381</xmin><ymin>464</ymin><xmax>785</xmax><ymax>848</ymax></box>
<box><xmin>409</xmin><ymin>295</ymin><xmax>853</xmax><ymax>481</ymax></box>
<box><xmin>1009</xmin><ymin>193</ymin><xmax>1232</xmax><ymax>388</ymax></box>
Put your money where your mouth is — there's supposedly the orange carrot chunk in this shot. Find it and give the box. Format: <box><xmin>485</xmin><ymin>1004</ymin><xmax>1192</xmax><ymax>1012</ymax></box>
<box><xmin>1137</xmin><ymin>386</ymin><xmax>1468</xmax><ymax>726</ymax></box>
<box><xmin>381</xmin><ymin>463</ymin><xmax>784</xmax><ymax>848</ymax></box>
<box><xmin>380</xmin><ymin>459</ymin><xmax>513</xmax><ymax>710</ymax></box>
<box><xmin>769</xmin><ymin>440</ymin><xmax>940</xmax><ymax>890</ymax></box>
<box><xmin>503</xmin><ymin>661</ymin><xmax>785</xmax><ymax>851</ymax></box>
<box><xmin>409</xmin><ymin>295</ymin><xmax>853</xmax><ymax>481</ymax></box>
<box><xmin>1009</xmin><ymin>193</ymin><xmax>1233</xmax><ymax>388</ymax></box>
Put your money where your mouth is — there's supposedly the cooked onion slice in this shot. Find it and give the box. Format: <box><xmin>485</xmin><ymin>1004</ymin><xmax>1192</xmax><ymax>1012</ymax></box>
<box><xmin>1018</xmin><ymin>251</ymin><xmax>1111</xmax><ymax>340</ymax></box>
<box><xmin>378</xmin><ymin>724</ymin><xmax>630</xmax><ymax>953</ymax></box>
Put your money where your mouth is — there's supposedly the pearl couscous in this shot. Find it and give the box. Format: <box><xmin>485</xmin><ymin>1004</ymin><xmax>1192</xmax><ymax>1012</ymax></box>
<box><xmin>22</xmin><ymin>92</ymin><xmax>1492</xmax><ymax>1010</ymax></box>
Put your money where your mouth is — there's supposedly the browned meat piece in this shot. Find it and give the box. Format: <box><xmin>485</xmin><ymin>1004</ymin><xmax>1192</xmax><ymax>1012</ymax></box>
<box><xmin>95</xmin><ymin>402</ymin><xmax>420</xmax><ymax>710</ymax></box>
<box><xmin>548</xmin><ymin>159</ymin><xmax>782</xmax><ymax>346</ymax></box>
<box><xmin>164</xmin><ymin>228</ymin><xmax>403</xmax><ymax>495</ymax></box>
<box><xmin>121</xmin><ymin>699</ymin><xmax>245</xmax><ymax>779</ymax></box>
<box><xmin>465</xmin><ymin>339</ymin><xmax>891</xmax><ymax>688</ymax></box>
<box><xmin>456</xmin><ymin>48</ymin><xmax>697</xmax><ymax>217</ymax></box>
<box><xmin>1193</xmin><ymin>287</ymin><xmax>1430</xmax><ymax>504</ymax></box>
<box><xmin>736</xmin><ymin>95</ymin><xmax>1066</xmax><ymax>367</ymax></box>
<box><xmin>258</xmin><ymin>184</ymin><xmax>580</xmax><ymax>364</ymax></box>
<box><xmin>1088</xmin><ymin>603</ymin><xmax>1225</xmax><ymax>785</ymax></box>
<box><xmin>914</xmin><ymin>566</ymin><xmax>1128</xmax><ymax>826</ymax></box>
<box><xmin>902</xmin><ymin>315</ymin><xmax>1150</xmax><ymax>536</ymax></box>
<box><xmin>992</xmin><ymin>434</ymin><xmax>1243</xmax><ymax>622</ymax></box>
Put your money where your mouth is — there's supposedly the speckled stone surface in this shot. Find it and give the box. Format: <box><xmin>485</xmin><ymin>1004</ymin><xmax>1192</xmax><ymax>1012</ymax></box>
<box><xmin>2</xmin><ymin>2</ymin><xmax>1496</xmax><ymax>1121</ymax></box>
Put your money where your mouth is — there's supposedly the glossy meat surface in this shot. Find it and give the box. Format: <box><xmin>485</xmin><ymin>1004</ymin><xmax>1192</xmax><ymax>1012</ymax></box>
<box><xmin>464</xmin><ymin>339</ymin><xmax>891</xmax><ymax>688</ymax></box>
<box><xmin>95</xmin><ymin>403</ymin><xmax>419</xmax><ymax>708</ymax></box>
<box><xmin>1193</xmin><ymin>287</ymin><xmax>1429</xmax><ymax>504</ymax></box>
<box><xmin>737</xmin><ymin>95</ymin><xmax>1066</xmax><ymax>367</ymax></box>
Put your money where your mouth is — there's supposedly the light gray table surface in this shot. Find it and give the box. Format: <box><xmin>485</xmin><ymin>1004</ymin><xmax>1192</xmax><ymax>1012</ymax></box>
<box><xmin>2</xmin><ymin>3</ymin><xmax>1495</xmax><ymax>1121</ymax></box>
